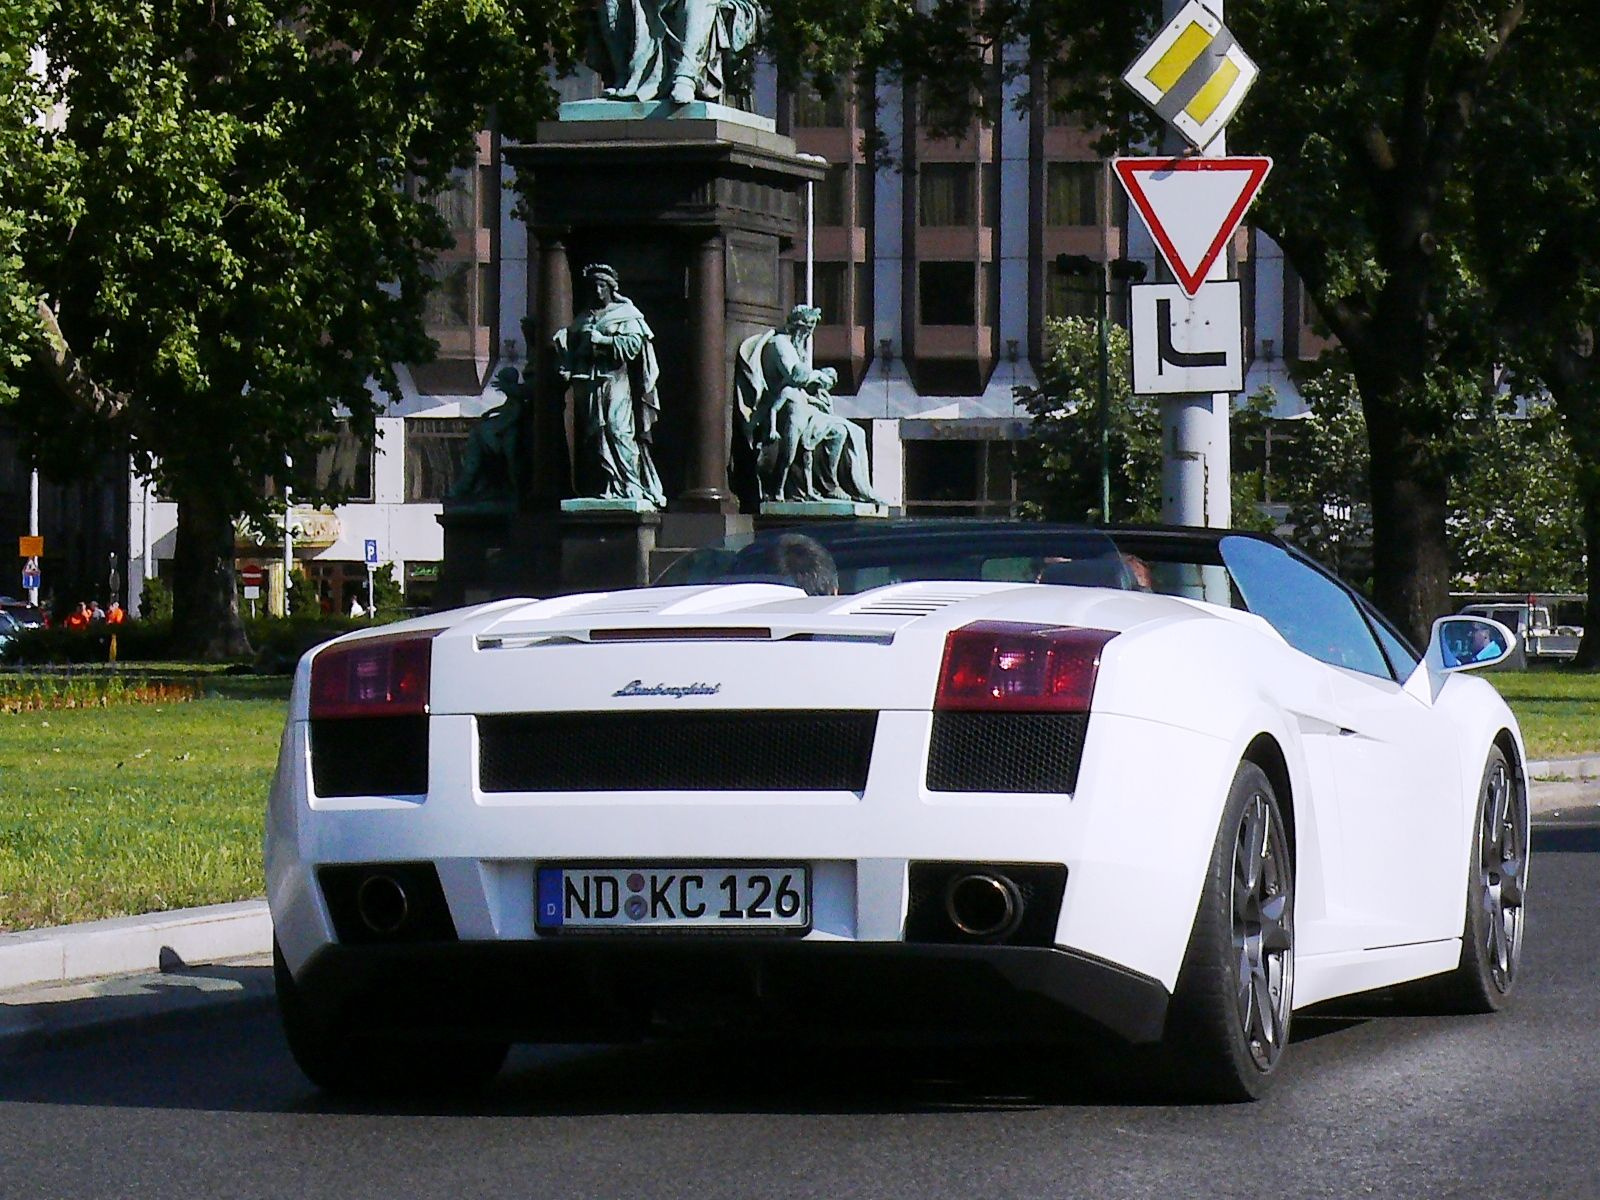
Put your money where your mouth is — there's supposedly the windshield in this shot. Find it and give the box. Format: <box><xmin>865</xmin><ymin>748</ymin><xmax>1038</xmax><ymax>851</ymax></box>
<box><xmin>652</xmin><ymin>523</ymin><xmax>1239</xmax><ymax>602</ymax></box>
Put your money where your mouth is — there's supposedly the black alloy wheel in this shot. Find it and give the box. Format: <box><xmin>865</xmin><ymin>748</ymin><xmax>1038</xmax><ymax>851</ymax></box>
<box><xmin>1163</xmin><ymin>760</ymin><xmax>1295</xmax><ymax>1102</ymax></box>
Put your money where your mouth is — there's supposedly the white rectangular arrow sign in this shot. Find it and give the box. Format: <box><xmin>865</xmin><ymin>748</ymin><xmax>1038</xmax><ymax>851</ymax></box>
<box><xmin>1131</xmin><ymin>282</ymin><xmax>1244</xmax><ymax>395</ymax></box>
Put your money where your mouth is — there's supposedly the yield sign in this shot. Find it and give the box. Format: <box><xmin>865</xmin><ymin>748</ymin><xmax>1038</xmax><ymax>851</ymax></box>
<box><xmin>1113</xmin><ymin>156</ymin><xmax>1272</xmax><ymax>297</ymax></box>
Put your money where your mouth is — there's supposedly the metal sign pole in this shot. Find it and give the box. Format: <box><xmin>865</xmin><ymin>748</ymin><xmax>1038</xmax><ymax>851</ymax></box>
<box><xmin>1158</xmin><ymin>0</ymin><xmax>1231</xmax><ymax>532</ymax></box>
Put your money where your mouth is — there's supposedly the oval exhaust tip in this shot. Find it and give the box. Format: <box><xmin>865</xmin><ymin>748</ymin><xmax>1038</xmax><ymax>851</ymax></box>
<box><xmin>356</xmin><ymin>873</ymin><xmax>410</xmax><ymax>936</ymax></box>
<box><xmin>944</xmin><ymin>872</ymin><xmax>1024</xmax><ymax>940</ymax></box>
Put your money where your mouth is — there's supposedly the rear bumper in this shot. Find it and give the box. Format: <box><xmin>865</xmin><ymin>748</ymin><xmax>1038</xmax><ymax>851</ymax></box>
<box><xmin>286</xmin><ymin>938</ymin><xmax>1171</xmax><ymax>1046</ymax></box>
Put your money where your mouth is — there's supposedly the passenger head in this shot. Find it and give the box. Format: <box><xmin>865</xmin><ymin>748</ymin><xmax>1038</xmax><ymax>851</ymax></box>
<box><xmin>750</xmin><ymin>532</ymin><xmax>839</xmax><ymax>596</ymax></box>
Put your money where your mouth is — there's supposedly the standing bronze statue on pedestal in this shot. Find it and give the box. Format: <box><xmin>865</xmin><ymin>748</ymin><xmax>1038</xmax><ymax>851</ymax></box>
<box><xmin>591</xmin><ymin>0</ymin><xmax>761</xmax><ymax>104</ymax></box>
<box><xmin>552</xmin><ymin>263</ymin><xmax>667</xmax><ymax>508</ymax></box>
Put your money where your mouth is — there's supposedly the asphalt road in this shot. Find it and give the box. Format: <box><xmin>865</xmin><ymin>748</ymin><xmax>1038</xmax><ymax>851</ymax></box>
<box><xmin>2</xmin><ymin>821</ymin><xmax>1598</xmax><ymax>1200</ymax></box>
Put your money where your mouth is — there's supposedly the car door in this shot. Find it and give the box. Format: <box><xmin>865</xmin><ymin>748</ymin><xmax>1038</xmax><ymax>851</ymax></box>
<box><xmin>1220</xmin><ymin>537</ymin><xmax>1462</xmax><ymax>952</ymax></box>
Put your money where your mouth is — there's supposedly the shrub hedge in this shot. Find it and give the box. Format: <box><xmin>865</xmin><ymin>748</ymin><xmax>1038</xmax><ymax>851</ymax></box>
<box><xmin>0</xmin><ymin>614</ymin><xmax>393</xmax><ymax>671</ymax></box>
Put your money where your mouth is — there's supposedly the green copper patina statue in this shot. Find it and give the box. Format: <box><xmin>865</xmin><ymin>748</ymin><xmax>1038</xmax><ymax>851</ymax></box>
<box><xmin>591</xmin><ymin>0</ymin><xmax>760</xmax><ymax>105</ymax></box>
<box><xmin>736</xmin><ymin>305</ymin><xmax>880</xmax><ymax>505</ymax></box>
<box><xmin>448</xmin><ymin>365</ymin><xmax>529</xmax><ymax>506</ymax></box>
<box><xmin>552</xmin><ymin>263</ymin><xmax>667</xmax><ymax>508</ymax></box>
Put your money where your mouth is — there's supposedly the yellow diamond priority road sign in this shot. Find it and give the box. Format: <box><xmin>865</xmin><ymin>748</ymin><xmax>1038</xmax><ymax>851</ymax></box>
<box><xmin>1123</xmin><ymin>1</ymin><xmax>1258</xmax><ymax>151</ymax></box>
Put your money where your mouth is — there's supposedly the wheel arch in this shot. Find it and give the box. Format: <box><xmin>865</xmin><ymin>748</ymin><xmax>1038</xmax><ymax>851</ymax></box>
<box><xmin>1243</xmin><ymin>732</ymin><xmax>1296</xmax><ymax>866</ymax></box>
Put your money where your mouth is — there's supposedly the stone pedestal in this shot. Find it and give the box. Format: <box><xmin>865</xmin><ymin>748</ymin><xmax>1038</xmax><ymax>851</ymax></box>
<box><xmin>760</xmin><ymin>501</ymin><xmax>890</xmax><ymax>520</ymax></box>
<box><xmin>435</xmin><ymin>113</ymin><xmax>825</xmax><ymax>605</ymax></box>
<box><xmin>558</xmin><ymin>507</ymin><xmax>662</xmax><ymax>593</ymax></box>
<box><xmin>433</xmin><ymin>505</ymin><xmax>560</xmax><ymax>607</ymax></box>
<box><xmin>508</xmin><ymin>115</ymin><xmax>825</xmax><ymax>515</ymax></box>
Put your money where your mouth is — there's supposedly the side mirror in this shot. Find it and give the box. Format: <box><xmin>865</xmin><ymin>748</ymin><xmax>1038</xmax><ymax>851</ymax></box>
<box><xmin>1429</xmin><ymin>615</ymin><xmax>1516</xmax><ymax>673</ymax></box>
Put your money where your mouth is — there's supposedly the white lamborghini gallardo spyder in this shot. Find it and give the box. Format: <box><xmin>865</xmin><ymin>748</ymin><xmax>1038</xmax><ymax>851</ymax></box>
<box><xmin>266</xmin><ymin>523</ymin><xmax>1529</xmax><ymax>1101</ymax></box>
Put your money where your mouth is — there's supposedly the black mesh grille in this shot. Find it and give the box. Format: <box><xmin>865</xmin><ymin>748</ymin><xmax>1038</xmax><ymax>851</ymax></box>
<box><xmin>311</xmin><ymin>716</ymin><xmax>429</xmax><ymax>797</ymax></box>
<box><xmin>478</xmin><ymin>711</ymin><xmax>878</xmax><ymax>792</ymax></box>
<box><xmin>926</xmin><ymin>712</ymin><xmax>1088</xmax><ymax>794</ymax></box>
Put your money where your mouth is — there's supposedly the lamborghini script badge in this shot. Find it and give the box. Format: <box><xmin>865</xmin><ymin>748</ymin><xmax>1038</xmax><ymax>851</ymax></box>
<box><xmin>612</xmin><ymin>679</ymin><xmax>722</xmax><ymax>699</ymax></box>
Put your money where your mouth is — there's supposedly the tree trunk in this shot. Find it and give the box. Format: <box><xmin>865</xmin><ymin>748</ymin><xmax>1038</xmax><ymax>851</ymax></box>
<box><xmin>1543</xmin><ymin>355</ymin><xmax>1600</xmax><ymax>669</ymax></box>
<box><xmin>1363</xmin><ymin>401</ymin><xmax>1454</xmax><ymax>651</ymax></box>
<box><xmin>1575</xmin><ymin>465</ymin><xmax>1600</xmax><ymax>669</ymax></box>
<box><xmin>169</xmin><ymin>488</ymin><xmax>252</xmax><ymax>661</ymax></box>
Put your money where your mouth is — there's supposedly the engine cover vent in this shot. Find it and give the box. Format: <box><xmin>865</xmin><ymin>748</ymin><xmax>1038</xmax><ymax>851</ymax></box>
<box><xmin>848</xmin><ymin>586</ymin><xmax>998</xmax><ymax>618</ymax></box>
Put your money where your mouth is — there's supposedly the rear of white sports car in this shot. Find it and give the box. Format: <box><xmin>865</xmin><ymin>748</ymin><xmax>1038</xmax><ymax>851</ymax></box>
<box><xmin>267</xmin><ymin>580</ymin><xmax>1276</xmax><ymax>1090</ymax></box>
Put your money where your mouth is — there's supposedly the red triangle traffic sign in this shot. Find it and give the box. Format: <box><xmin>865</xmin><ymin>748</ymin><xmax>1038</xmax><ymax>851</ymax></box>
<box><xmin>1113</xmin><ymin>156</ymin><xmax>1272</xmax><ymax>297</ymax></box>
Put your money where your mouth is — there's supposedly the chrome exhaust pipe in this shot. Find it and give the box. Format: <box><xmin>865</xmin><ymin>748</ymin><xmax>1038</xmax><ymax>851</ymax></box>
<box><xmin>355</xmin><ymin>873</ymin><xmax>410</xmax><ymax>936</ymax></box>
<box><xmin>944</xmin><ymin>872</ymin><xmax>1024</xmax><ymax>940</ymax></box>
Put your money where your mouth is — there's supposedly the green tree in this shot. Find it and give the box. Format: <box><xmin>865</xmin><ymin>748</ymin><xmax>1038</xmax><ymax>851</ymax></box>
<box><xmin>1016</xmin><ymin>317</ymin><xmax>1158</xmax><ymax>524</ymax></box>
<box><xmin>1274</xmin><ymin>363</ymin><xmax>1373</xmax><ymax>588</ymax></box>
<box><xmin>1020</xmin><ymin>316</ymin><xmax>1277</xmax><ymax>529</ymax></box>
<box><xmin>3</xmin><ymin>2</ymin><xmax>585</xmax><ymax>659</ymax></box>
<box><xmin>1449</xmin><ymin>402</ymin><xmax>1584</xmax><ymax>595</ymax></box>
<box><xmin>1461</xmin><ymin>0</ymin><xmax>1600</xmax><ymax>662</ymax></box>
<box><xmin>856</xmin><ymin>1</ymin><xmax>1578</xmax><ymax>646</ymax></box>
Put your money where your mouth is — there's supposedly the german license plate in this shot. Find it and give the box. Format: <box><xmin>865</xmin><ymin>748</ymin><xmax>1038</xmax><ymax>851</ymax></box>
<box><xmin>536</xmin><ymin>865</ymin><xmax>809</xmax><ymax>931</ymax></box>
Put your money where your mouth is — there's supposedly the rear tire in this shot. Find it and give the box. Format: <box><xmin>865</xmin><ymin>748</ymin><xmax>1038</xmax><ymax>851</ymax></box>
<box><xmin>1161</xmin><ymin>761</ymin><xmax>1294</xmax><ymax>1103</ymax></box>
<box><xmin>1433</xmin><ymin>745</ymin><xmax>1528</xmax><ymax>1013</ymax></box>
<box><xmin>273</xmin><ymin>939</ymin><xmax>508</xmax><ymax>1096</ymax></box>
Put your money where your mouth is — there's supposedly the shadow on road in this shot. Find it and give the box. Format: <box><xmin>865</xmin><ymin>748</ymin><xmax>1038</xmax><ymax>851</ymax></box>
<box><xmin>0</xmin><ymin>986</ymin><xmax>1373</xmax><ymax>1116</ymax></box>
<box><xmin>1534</xmin><ymin>822</ymin><xmax>1600</xmax><ymax>853</ymax></box>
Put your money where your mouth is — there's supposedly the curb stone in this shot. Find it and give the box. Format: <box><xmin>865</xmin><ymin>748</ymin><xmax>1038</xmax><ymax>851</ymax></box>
<box><xmin>0</xmin><ymin>899</ymin><xmax>271</xmax><ymax>994</ymax></box>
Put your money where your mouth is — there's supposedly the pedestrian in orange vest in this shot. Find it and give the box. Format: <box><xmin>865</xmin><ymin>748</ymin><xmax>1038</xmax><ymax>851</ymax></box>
<box><xmin>64</xmin><ymin>602</ymin><xmax>90</xmax><ymax>631</ymax></box>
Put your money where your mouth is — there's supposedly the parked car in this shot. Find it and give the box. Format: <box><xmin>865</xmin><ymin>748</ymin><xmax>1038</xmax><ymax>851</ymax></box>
<box><xmin>268</xmin><ymin>523</ymin><xmax>1530</xmax><ymax>1102</ymax></box>
<box><xmin>1459</xmin><ymin>602</ymin><xmax>1581</xmax><ymax>663</ymax></box>
<box><xmin>0</xmin><ymin>597</ymin><xmax>47</xmax><ymax>630</ymax></box>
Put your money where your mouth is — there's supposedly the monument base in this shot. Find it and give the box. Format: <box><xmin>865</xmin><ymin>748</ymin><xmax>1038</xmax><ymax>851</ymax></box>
<box><xmin>560</xmin><ymin>497</ymin><xmax>662</xmax><ymax>515</ymax></box>
<box><xmin>558</xmin><ymin>98</ymin><xmax>776</xmax><ymax>133</ymax></box>
<box><xmin>433</xmin><ymin>506</ymin><xmax>560</xmax><ymax>608</ymax></box>
<box><xmin>559</xmin><ymin>507</ymin><xmax>663</xmax><ymax>593</ymax></box>
<box><xmin>760</xmin><ymin>501</ymin><xmax>890</xmax><ymax>519</ymax></box>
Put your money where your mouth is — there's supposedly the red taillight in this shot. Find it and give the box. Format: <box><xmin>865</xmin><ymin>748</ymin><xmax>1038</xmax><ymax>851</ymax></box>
<box><xmin>935</xmin><ymin>621</ymin><xmax>1116</xmax><ymax>713</ymax></box>
<box><xmin>309</xmin><ymin>632</ymin><xmax>439</xmax><ymax>719</ymax></box>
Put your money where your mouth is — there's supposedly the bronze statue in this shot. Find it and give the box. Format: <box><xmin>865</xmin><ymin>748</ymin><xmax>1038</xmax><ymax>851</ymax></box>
<box><xmin>552</xmin><ymin>263</ymin><xmax>666</xmax><ymax>507</ymax></box>
<box><xmin>735</xmin><ymin>305</ymin><xmax>880</xmax><ymax>505</ymax></box>
<box><xmin>591</xmin><ymin>0</ymin><xmax>760</xmax><ymax>105</ymax></box>
<box><xmin>449</xmin><ymin>366</ymin><xmax>528</xmax><ymax>506</ymax></box>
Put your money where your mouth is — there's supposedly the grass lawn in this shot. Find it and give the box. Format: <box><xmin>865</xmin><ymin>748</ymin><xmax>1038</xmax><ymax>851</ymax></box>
<box><xmin>0</xmin><ymin>695</ymin><xmax>286</xmax><ymax>932</ymax></box>
<box><xmin>1487</xmin><ymin>666</ymin><xmax>1600</xmax><ymax>761</ymax></box>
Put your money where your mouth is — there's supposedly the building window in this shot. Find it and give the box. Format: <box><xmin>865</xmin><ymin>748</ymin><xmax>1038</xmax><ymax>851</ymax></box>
<box><xmin>412</xmin><ymin>142</ymin><xmax>498</xmax><ymax>395</ymax></box>
<box><xmin>1046</xmin><ymin>272</ymin><xmax>1101</xmax><ymax>320</ymax></box>
<box><xmin>814</xmin><ymin>164</ymin><xmax>851</xmax><ymax>227</ymax></box>
<box><xmin>264</xmin><ymin>423</ymin><xmax>374</xmax><ymax>503</ymax></box>
<box><xmin>855</xmin><ymin>262</ymin><xmax>873</xmax><ymax>327</ymax></box>
<box><xmin>980</xmin><ymin>163</ymin><xmax>1000</xmax><ymax>227</ymax></box>
<box><xmin>1044</xmin><ymin>75</ymin><xmax>1079</xmax><ymax>127</ymax></box>
<box><xmin>404</xmin><ymin>417</ymin><xmax>473</xmax><ymax>502</ymax></box>
<box><xmin>313</xmin><ymin>424</ymin><xmax>374</xmax><ymax>502</ymax></box>
<box><xmin>855</xmin><ymin>163</ymin><xmax>875</xmax><ymax>225</ymax></box>
<box><xmin>903</xmin><ymin>440</ymin><xmax>1020</xmax><ymax>517</ymax></box>
<box><xmin>792</xmin><ymin>260</ymin><xmax>852</xmax><ymax>324</ymax></box>
<box><xmin>919</xmin><ymin>163</ymin><xmax>975</xmax><ymax>226</ymax></box>
<box><xmin>919</xmin><ymin>261</ymin><xmax>976</xmax><ymax>326</ymax></box>
<box><xmin>423</xmin><ymin>260</ymin><xmax>475</xmax><ymax>333</ymax></box>
<box><xmin>1046</xmin><ymin>161</ymin><xmax>1100</xmax><ymax>227</ymax></box>
<box><xmin>793</xmin><ymin>85</ymin><xmax>848</xmax><ymax>128</ymax></box>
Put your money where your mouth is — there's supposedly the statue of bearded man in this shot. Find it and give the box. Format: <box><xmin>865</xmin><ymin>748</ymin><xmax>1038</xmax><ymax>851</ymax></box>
<box><xmin>735</xmin><ymin>305</ymin><xmax>880</xmax><ymax>505</ymax></box>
